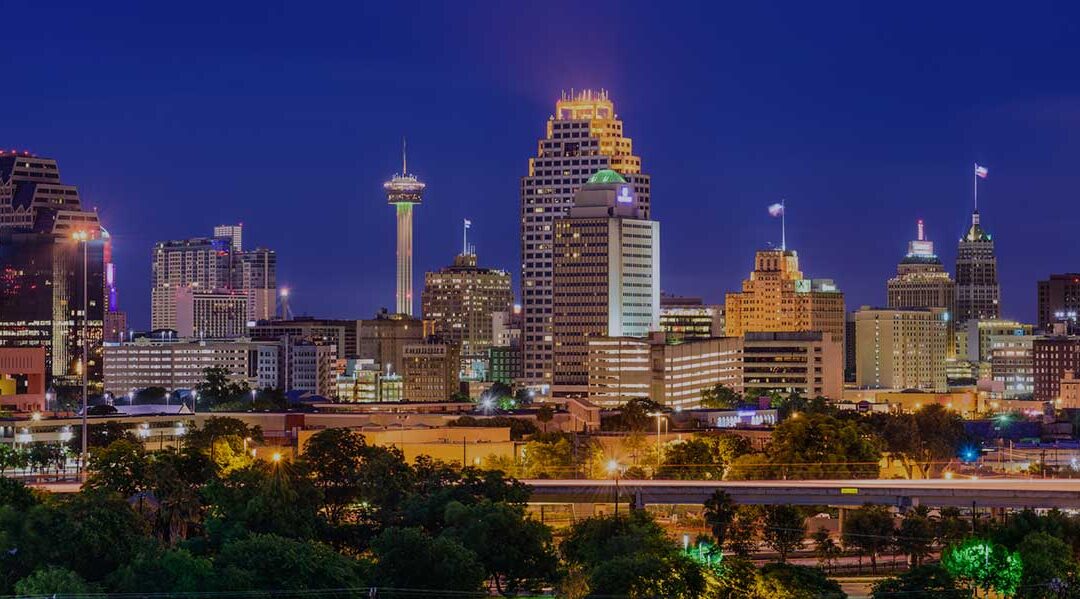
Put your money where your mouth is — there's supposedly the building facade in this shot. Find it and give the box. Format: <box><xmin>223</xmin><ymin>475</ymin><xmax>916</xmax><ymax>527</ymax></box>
<box><xmin>358</xmin><ymin>310</ymin><xmax>427</xmax><ymax>375</ymax></box>
<box><xmin>955</xmin><ymin>211</ymin><xmax>1001</xmax><ymax>324</ymax></box>
<box><xmin>887</xmin><ymin>220</ymin><xmax>956</xmax><ymax>319</ymax></box>
<box><xmin>280</xmin><ymin>339</ymin><xmax>337</xmax><ymax>397</ymax></box>
<box><xmin>422</xmin><ymin>253</ymin><xmax>513</xmax><ymax>375</ymax></box>
<box><xmin>551</xmin><ymin>170</ymin><xmax>660</xmax><ymax>398</ymax></box>
<box><xmin>402</xmin><ymin>339</ymin><xmax>460</xmax><ymax>402</ymax></box>
<box><xmin>1033</xmin><ymin>336</ymin><xmax>1080</xmax><ymax>403</ymax></box>
<box><xmin>174</xmin><ymin>288</ymin><xmax>249</xmax><ymax>339</ymax></box>
<box><xmin>990</xmin><ymin>334</ymin><xmax>1039</xmax><ymax>399</ymax></box>
<box><xmin>1037</xmin><ymin>274</ymin><xmax>1080</xmax><ymax>334</ymax></box>
<box><xmin>659</xmin><ymin>294</ymin><xmax>724</xmax><ymax>341</ymax></box>
<box><xmin>0</xmin><ymin>152</ymin><xmax>106</xmax><ymax>388</ymax></box>
<box><xmin>520</xmin><ymin>89</ymin><xmax>651</xmax><ymax>390</ymax></box>
<box><xmin>587</xmin><ymin>333</ymin><xmax>742</xmax><ymax>409</ymax></box>
<box><xmin>725</xmin><ymin>249</ymin><xmax>845</xmax><ymax>347</ymax></box>
<box><xmin>102</xmin><ymin>338</ymin><xmax>276</xmax><ymax>395</ymax></box>
<box><xmin>249</xmin><ymin>317</ymin><xmax>356</xmax><ymax>359</ymax></box>
<box><xmin>854</xmin><ymin>307</ymin><xmax>948</xmax><ymax>392</ymax></box>
<box><xmin>742</xmin><ymin>332</ymin><xmax>843</xmax><ymax>400</ymax></box>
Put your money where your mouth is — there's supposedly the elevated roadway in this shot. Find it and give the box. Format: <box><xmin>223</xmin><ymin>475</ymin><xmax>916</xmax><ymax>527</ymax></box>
<box><xmin>523</xmin><ymin>478</ymin><xmax>1080</xmax><ymax>509</ymax></box>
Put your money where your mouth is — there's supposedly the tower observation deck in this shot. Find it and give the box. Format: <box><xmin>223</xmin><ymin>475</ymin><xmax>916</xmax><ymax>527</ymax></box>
<box><xmin>383</xmin><ymin>141</ymin><xmax>425</xmax><ymax>316</ymax></box>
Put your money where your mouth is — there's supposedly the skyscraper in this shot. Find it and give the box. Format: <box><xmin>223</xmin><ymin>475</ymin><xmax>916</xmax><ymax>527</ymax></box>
<box><xmin>551</xmin><ymin>171</ymin><xmax>660</xmax><ymax>398</ymax></box>
<box><xmin>0</xmin><ymin>152</ymin><xmax>106</xmax><ymax>388</ymax></box>
<box><xmin>384</xmin><ymin>143</ymin><xmax>425</xmax><ymax>316</ymax></box>
<box><xmin>724</xmin><ymin>249</ymin><xmax>845</xmax><ymax>346</ymax></box>
<box><xmin>151</xmin><ymin>228</ymin><xmax>276</xmax><ymax>332</ymax></box>
<box><xmin>887</xmin><ymin>219</ymin><xmax>955</xmax><ymax>314</ymax></box>
<box><xmin>421</xmin><ymin>252</ymin><xmax>513</xmax><ymax>376</ymax></box>
<box><xmin>955</xmin><ymin>213</ymin><xmax>1000</xmax><ymax>324</ymax></box>
<box><xmin>520</xmin><ymin>90</ymin><xmax>650</xmax><ymax>391</ymax></box>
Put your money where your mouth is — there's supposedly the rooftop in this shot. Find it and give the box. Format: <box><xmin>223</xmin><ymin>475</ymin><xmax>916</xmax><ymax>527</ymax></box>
<box><xmin>586</xmin><ymin>169</ymin><xmax>626</xmax><ymax>184</ymax></box>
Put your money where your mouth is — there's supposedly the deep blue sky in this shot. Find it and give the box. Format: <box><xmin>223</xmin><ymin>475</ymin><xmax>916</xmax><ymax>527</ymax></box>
<box><xmin>4</xmin><ymin>1</ymin><xmax>1080</xmax><ymax>328</ymax></box>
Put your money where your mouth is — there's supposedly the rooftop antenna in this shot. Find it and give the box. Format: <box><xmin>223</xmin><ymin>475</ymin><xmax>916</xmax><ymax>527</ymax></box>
<box><xmin>402</xmin><ymin>137</ymin><xmax>407</xmax><ymax>176</ymax></box>
<box><xmin>917</xmin><ymin>219</ymin><xmax>925</xmax><ymax>241</ymax></box>
<box><xmin>463</xmin><ymin>218</ymin><xmax>472</xmax><ymax>255</ymax></box>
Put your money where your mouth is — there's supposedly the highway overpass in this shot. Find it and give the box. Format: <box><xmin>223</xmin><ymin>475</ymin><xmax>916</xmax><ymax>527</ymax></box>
<box><xmin>23</xmin><ymin>476</ymin><xmax>1080</xmax><ymax>510</ymax></box>
<box><xmin>523</xmin><ymin>478</ymin><xmax>1080</xmax><ymax>510</ymax></box>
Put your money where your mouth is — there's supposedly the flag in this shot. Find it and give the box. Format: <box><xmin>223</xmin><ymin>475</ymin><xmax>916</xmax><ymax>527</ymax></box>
<box><xmin>975</xmin><ymin>164</ymin><xmax>988</xmax><ymax>179</ymax></box>
<box><xmin>768</xmin><ymin>203</ymin><xmax>784</xmax><ymax>217</ymax></box>
<box><xmin>464</xmin><ymin>219</ymin><xmax>472</xmax><ymax>228</ymax></box>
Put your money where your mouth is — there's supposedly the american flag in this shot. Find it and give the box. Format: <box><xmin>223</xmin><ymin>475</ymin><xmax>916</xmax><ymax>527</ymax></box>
<box><xmin>975</xmin><ymin>164</ymin><xmax>988</xmax><ymax>179</ymax></box>
<box><xmin>768</xmin><ymin>203</ymin><xmax>784</xmax><ymax>217</ymax></box>
<box><xmin>464</xmin><ymin>219</ymin><xmax>472</xmax><ymax>228</ymax></box>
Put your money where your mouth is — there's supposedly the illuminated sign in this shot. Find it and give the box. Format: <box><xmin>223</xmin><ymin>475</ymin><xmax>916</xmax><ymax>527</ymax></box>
<box><xmin>840</xmin><ymin>487</ymin><xmax>859</xmax><ymax>495</ymax></box>
<box><xmin>618</xmin><ymin>186</ymin><xmax>632</xmax><ymax>203</ymax></box>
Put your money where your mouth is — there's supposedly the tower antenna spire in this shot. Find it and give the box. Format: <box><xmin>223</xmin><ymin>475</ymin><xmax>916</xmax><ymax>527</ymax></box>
<box><xmin>402</xmin><ymin>137</ymin><xmax>407</xmax><ymax>175</ymax></box>
<box><xmin>781</xmin><ymin>198</ymin><xmax>786</xmax><ymax>251</ymax></box>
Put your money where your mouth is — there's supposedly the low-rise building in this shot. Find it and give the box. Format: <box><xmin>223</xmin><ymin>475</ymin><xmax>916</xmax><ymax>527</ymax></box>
<box><xmin>0</xmin><ymin>348</ymin><xmax>46</xmax><ymax>413</ymax></box>
<box><xmin>586</xmin><ymin>333</ymin><xmax>742</xmax><ymax>409</ymax></box>
<box><xmin>402</xmin><ymin>339</ymin><xmax>460</xmax><ymax>402</ymax></box>
<box><xmin>103</xmin><ymin>338</ymin><xmax>276</xmax><ymax>395</ymax></box>
<box><xmin>1033</xmin><ymin>336</ymin><xmax>1080</xmax><ymax>403</ymax></box>
<box><xmin>742</xmin><ymin>332</ymin><xmax>843</xmax><ymax>400</ymax></box>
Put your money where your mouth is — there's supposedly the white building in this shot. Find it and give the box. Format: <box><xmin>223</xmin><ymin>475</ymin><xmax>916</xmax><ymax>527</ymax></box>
<box><xmin>103</xmin><ymin>338</ymin><xmax>278</xmax><ymax>395</ymax></box>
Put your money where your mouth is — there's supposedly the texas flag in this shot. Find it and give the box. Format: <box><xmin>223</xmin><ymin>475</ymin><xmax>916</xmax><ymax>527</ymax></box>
<box><xmin>768</xmin><ymin>203</ymin><xmax>784</xmax><ymax>217</ymax></box>
<box><xmin>975</xmin><ymin>164</ymin><xmax>989</xmax><ymax>179</ymax></box>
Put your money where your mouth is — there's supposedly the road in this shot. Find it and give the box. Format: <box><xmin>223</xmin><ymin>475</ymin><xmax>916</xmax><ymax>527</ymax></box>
<box><xmin>523</xmin><ymin>478</ymin><xmax>1080</xmax><ymax>509</ymax></box>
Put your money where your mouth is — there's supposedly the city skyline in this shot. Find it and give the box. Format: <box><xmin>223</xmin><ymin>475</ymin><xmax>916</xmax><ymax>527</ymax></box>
<box><xmin>6</xmin><ymin>3</ymin><xmax>1080</xmax><ymax>329</ymax></box>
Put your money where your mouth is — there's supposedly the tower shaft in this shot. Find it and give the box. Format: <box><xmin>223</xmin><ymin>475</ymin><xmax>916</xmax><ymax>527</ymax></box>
<box><xmin>395</xmin><ymin>203</ymin><xmax>414</xmax><ymax>315</ymax></box>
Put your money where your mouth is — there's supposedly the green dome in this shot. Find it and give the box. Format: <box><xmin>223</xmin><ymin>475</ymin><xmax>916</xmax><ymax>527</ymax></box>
<box><xmin>586</xmin><ymin>169</ymin><xmax>626</xmax><ymax>184</ymax></box>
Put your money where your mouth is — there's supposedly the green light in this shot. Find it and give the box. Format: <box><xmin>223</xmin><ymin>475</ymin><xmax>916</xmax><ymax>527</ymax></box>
<box><xmin>942</xmin><ymin>538</ymin><xmax>1022</xmax><ymax>597</ymax></box>
<box><xmin>586</xmin><ymin>169</ymin><xmax>626</xmax><ymax>184</ymax></box>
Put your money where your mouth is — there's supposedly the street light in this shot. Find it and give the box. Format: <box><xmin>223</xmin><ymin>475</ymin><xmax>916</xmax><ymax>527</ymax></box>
<box><xmin>607</xmin><ymin>459</ymin><xmax>622</xmax><ymax>517</ymax></box>
<box><xmin>647</xmin><ymin>412</ymin><xmax>667</xmax><ymax>472</ymax></box>
<box><xmin>250</xmin><ymin>389</ymin><xmax>257</xmax><ymax>404</ymax></box>
<box><xmin>71</xmin><ymin>230</ymin><xmax>89</xmax><ymax>469</ymax></box>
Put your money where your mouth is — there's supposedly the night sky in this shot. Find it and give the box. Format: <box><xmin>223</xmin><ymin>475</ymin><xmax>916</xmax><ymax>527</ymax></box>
<box><xmin>4</xmin><ymin>2</ymin><xmax>1080</xmax><ymax>329</ymax></box>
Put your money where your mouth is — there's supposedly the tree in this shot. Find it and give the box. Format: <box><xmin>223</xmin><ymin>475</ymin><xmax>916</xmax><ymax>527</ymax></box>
<box><xmin>560</xmin><ymin>511</ymin><xmax>706</xmax><ymax>598</ymax></box>
<box><xmin>602</xmin><ymin>397</ymin><xmax>662</xmax><ymax>432</ymax></box>
<box><xmin>703</xmin><ymin>490</ymin><xmax>738</xmax><ymax>549</ymax></box>
<box><xmin>107</xmin><ymin>548</ymin><xmax>218</xmax><ymax>594</ymax></box>
<box><xmin>216</xmin><ymin>533</ymin><xmax>369</xmax><ymax>592</ymax></box>
<box><xmin>1017</xmin><ymin>531</ymin><xmax>1076</xmax><ymax>599</ymax></box>
<box><xmin>204</xmin><ymin>460</ymin><xmax>321</xmax><ymax>544</ymax></box>
<box><xmin>196</xmin><ymin>366</ymin><xmax>250</xmax><ymax>405</ymax></box>
<box><xmin>14</xmin><ymin>566</ymin><xmax>92</xmax><ymax>596</ymax></box>
<box><xmin>936</xmin><ymin>506</ymin><xmax>971</xmax><ymax>547</ymax></box>
<box><xmin>0</xmin><ymin>445</ymin><xmax>28</xmax><ymax>476</ymax></box>
<box><xmin>86</xmin><ymin>438</ymin><xmax>149</xmax><ymax>497</ymax></box>
<box><xmin>768</xmin><ymin>412</ymin><xmax>881</xmax><ymax>479</ymax></box>
<box><xmin>702</xmin><ymin>384</ymin><xmax>742</xmax><ymax>409</ymax></box>
<box><xmin>0</xmin><ymin>478</ymin><xmax>37</xmax><ymax>511</ymax></box>
<box><xmin>811</xmin><ymin>528</ymin><xmax>841</xmax><ymax>570</ymax></box>
<box><xmin>442</xmin><ymin>500</ymin><xmax>558</xmax><ymax>595</ymax></box>
<box><xmin>756</xmin><ymin>563</ymin><xmax>847</xmax><ymax>599</ymax></box>
<box><xmin>522</xmin><ymin>433</ymin><xmax>574</xmax><ymax>478</ymax></box>
<box><xmin>871</xmin><ymin>564</ymin><xmax>970</xmax><ymax>599</ymax></box>
<box><xmin>842</xmin><ymin>505</ymin><xmax>894</xmax><ymax>573</ymax></box>
<box><xmin>762</xmin><ymin>505</ymin><xmax>806</xmax><ymax>563</ymax></box>
<box><xmin>371</xmin><ymin>527</ymin><xmax>485</xmax><ymax>592</ymax></box>
<box><xmin>725</xmin><ymin>505</ymin><xmax>761</xmax><ymax>557</ymax></box>
<box><xmin>300</xmin><ymin>428</ymin><xmax>369</xmax><ymax>525</ymax></box>
<box><xmin>870</xmin><ymin>405</ymin><xmax>966</xmax><ymax>479</ymax></box>
<box><xmin>185</xmin><ymin>416</ymin><xmax>262</xmax><ymax>471</ymax></box>
<box><xmin>657</xmin><ymin>438</ymin><xmax>723</xmax><ymax>479</ymax></box>
<box><xmin>941</xmin><ymin>537</ymin><xmax>1023</xmax><ymax>598</ymax></box>
<box><xmin>895</xmin><ymin>511</ymin><xmax>935</xmax><ymax>567</ymax></box>
<box><xmin>537</xmin><ymin>404</ymin><xmax>555</xmax><ymax>433</ymax></box>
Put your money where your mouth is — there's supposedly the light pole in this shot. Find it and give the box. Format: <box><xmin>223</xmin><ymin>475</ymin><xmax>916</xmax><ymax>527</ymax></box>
<box><xmin>648</xmin><ymin>412</ymin><xmax>666</xmax><ymax>472</ymax></box>
<box><xmin>607</xmin><ymin>459</ymin><xmax>621</xmax><ymax>517</ymax></box>
<box><xmin>72</xmin><ymin>230</ymin><xmax>89</xmax><ymax>469</ymax></box>
<box><xmin>251</xmin><ymin>389</ymin><xmax>257</xmax><ymax>404</ymax></box>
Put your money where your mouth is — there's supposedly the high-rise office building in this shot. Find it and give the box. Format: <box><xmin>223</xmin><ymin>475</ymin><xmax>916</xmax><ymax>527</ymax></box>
<box><xmin>724</xmin><ymin>249</ymin><xmax>845</xmax><ymax>347</ymax></box>
<box><xmin>854</xmin><ymin>307</ymin><xmax>948</xmax><ymax>392</ymax></box>
<box><xmin>1037</xmin><ymin>274</ymin><xmax>1080</xmax><ymax>333</ymax></box>
<box><xmin>0</xmin><ymin>152</ymin><xmax>106</xmax><ymax>388</ymax></box>
<box><xmin>384</xmin><ymin>145</ymin><xmax>425</xmax><ymax>316</ymax></box>
<box><xmin>520</xmin><ymin>90</ymin><xmax>651</xmax><ymax>390</ymax></box>
<box><xmin>151</xmin><ymin>227</ymin><xmax>276</xmax><ymax>332</ymax></box>
<box><xmin>213</xmin><ymin>224</ymin><xmax>243</xmax><ymax>251</ymax></box>
<box><xmin>551</xmin><ymin>170</ymin><xmax>660</xmax><ymax>398</ymax></box>
<box><xmin>174</xmin><ymin>288</ymin><xmax>249</xmax><ymax>339</ymax></box>
<box><xmin>887</xmin><ymin>220</ymin><xmax>955</xmax><ymax>315</ymax></box>
<box><xmin>955</xmin><ymin>211</ymin><xmax>1000</xmax><ymax>324</ymax></box>
<box><xmin>422</xmin><ymin>253</ymin><xmax>513</xmax><ymax>375</ymax></box>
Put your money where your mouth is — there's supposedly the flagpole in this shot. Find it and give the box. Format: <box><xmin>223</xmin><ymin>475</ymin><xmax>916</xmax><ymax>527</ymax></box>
<box><xmin>463</xmin><ymin>219</ymin><xmax>468</xmax><ymax>255</ymax></box>
<box><xmin>974</xmin><ymin>163</ymin><xmax>978</xmax><ymax>213</ymax></box>
<box><xmin>781</xmin><ymin>199</ymin><xmax>786</xmax><ymax>251</ymax></box>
